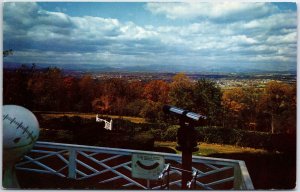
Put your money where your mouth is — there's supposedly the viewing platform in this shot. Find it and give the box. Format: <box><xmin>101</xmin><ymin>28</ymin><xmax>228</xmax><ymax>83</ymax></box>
<box><xmin>15</xmin><ymin>141</ymin><xmax>254</xmax><ymax>190</ymax></box>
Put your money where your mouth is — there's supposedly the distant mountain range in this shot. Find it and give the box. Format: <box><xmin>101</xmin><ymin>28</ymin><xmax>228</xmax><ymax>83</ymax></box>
<box><xmin>3</xmin><ymin>62</ymin><xmax>296</xmax><ymax>74</ymax></box>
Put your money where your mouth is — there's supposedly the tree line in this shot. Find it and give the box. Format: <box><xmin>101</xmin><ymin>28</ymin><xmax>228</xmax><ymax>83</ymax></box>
<box><xmin>3</xmin><ymin>65</ymin><xmax>296</xmax><ymax>134</ymax></box>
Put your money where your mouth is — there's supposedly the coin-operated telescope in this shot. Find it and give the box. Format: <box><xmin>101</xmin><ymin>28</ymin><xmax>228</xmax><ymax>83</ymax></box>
<box><xmin>163</xmin><ymin>105</ymin><xmax>207</xmax><ymax>189</ymax></box>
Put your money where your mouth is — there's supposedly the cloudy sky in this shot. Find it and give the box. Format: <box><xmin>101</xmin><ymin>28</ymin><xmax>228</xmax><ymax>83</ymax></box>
<box><xmin>3</xmin><ymin>2</ymin><xmax>297</xmax><ymax>72</ymax></box>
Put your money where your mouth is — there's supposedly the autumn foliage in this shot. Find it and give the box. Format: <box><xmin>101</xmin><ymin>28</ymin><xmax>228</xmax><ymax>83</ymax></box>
<box><xmin>3</xmin><ymin>65</ymin><xmax>296</xmax><ymax>134</ymax></box>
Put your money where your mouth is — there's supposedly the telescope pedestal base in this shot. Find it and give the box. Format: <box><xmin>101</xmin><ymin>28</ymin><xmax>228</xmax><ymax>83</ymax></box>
<box><xmin>176</xmin><ymin>146</ymin><xmax>199</xmax><ymax>190</ymax></box>
<box><xmin>181</xmin><ymin>150</ymin><xmax>192</xmax><ymax>189</ymax></box>
<box><xmin>3</xmin><ymin>163</ymin><xmax>20</xmax><ymax>189</ymax></box>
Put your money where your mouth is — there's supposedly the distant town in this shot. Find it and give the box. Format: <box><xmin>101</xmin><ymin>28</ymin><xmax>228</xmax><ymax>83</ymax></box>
<box><xmin>81</xmin><ymin>71</ymin><xmax>296</xmax><ymax>90</ymax></box>
<box><xmin>3</xmin><ymin>62</ymin><xmax>296</xmax><ymax>90</ymax></box>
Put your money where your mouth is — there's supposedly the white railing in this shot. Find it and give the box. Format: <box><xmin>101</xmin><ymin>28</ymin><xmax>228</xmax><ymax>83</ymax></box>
<box><xmin>15</xmin><ymin>141</ymin><xmax>254</xmax><ymax>190</ymax></box>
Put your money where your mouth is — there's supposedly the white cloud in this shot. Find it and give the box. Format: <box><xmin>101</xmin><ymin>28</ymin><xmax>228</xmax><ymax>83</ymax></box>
<box><xmin>146</xmin><ymin>2</ymin><xmax>277</xmax><ymax>21</ymax></box>
<box><xmin>3</xmin><ymin>2</ymin><xmax>297</xmax><ymax>72</ymax></box>
<box><xmin>266</xmin><ymin>32</ymin><xmax>297</xmax><ymax>44</ymax></box>
<box><xmin>118</xmin><ymin>21</ymin><xmax>158</xmax><ymax>40</ymax></box>
<box><xmin>243</xmin><ymin>12</ymin><xmax>296</xmax><ymax>31</ymax></box>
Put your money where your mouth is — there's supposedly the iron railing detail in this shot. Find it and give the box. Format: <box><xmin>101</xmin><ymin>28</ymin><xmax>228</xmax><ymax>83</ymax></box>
<box><xmin>15</xmin><ymin>141</ymin><xmax>254</xmax><ymax>190</ymax></box>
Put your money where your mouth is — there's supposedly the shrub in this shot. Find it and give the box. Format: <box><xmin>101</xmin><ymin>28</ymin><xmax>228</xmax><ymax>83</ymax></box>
<box><xmin>131</xmin><ymin>132</ymin><xmax>155</xmax><ymax>150</ymax></box>
<box><xmin>38</xmin><ymin>115</ymin><xmax>295</xmax><ymax>153</ymax></box>
<box><xmin>196</xmin><ymin>127</ymin><xmax>296</xmax><ymax>152</ymax></box>
<box><xmin>162</xmin><ymin>125</ymin><xmax>179</xmax><ymax>141</ymax></box>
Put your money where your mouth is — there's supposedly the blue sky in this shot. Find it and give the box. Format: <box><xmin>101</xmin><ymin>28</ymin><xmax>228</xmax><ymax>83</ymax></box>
<box><xmin>3</xmin><ymin>2</ymin><xmax>298</xmax><ymax>72</ymax></box>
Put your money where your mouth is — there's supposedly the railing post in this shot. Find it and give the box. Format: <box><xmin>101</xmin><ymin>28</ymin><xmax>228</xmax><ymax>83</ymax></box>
<box><xmin>233</xmin><ymin>164</ymin><xmax>242</xmax><ymax>189</ymax></box>
<box><xmin>147</xmin><ymin>179</ymin><xmax>150</xmax><ymax>189</ymax></box>
<box><xmin>237</xmin><ymin>161</ymin><xmax>254</xmax><ymax>190</ymax></box>
<box><xmin>68</xmin><ymin>148</ymin><xmax>77</xmax><ymax>179</ymax></box>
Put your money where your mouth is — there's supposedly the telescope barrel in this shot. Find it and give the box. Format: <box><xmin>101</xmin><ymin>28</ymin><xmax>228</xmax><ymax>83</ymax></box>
<box><xmin>163</xmin><ymin>105</ymin><xmax>207</xmax><ymax>122</ymax></box>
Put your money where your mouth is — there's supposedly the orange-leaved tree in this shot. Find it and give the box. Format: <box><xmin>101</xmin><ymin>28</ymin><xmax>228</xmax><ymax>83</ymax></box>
<box><xmin>259</xmin><ymin>81</ymin><xmax>296</xmax><ymax>133</ymax></box>
<box><xmin>222</xmin><ymin>88</ymin><xmax>246</xmax><ymax>129</ymax></box>
<box><xmin>143</xmin><ymin>80</ymin><xmax>170</xmax><ymax>103</ymax></box>
<box><xmin>169</xmin><ymin>73</ymin><xmax>194</xmax><ymax>109</ymax></box>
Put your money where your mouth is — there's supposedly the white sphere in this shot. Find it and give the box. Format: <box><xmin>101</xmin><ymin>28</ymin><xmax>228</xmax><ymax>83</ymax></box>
<box><xmin>3</xmin><ymin>105</ymin><xmax>40</xmax><ymax>163</ymax></box>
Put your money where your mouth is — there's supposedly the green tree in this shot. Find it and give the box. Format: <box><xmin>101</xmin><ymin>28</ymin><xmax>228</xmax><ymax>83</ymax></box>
<box><xmin>28</xmin><ymin>67</ymin><xmax>64</xmax><ymax>111</ymax></box>
<box><xmin>140</xmin><ymin>100</ymin><xmax>165</xmax><ymax>122</ymax></box>
<box><xmin>62</xmin><ymin>76</ymin><xmax>80</xmax><ymax>111</ymax></box>
<box><xmin>78</xmin><ymin>74</ymin><xmax>96</xmax><ymax>112</ymax></box>
<box><xmin>193</xmin><ymin>79</ymin><xmax>222</xmax><ymax>127</ymax></box>
<box><xmin>241</xmin><ymin>87</ymin><xmax>261</xmax><ymax>130</ymax></box>
<box><xmin>125</xmin><ymin>99</ymin><xmax>147</xmax><ymax>117</ymax></box>
<box><xmin>3</xmin><ymin>64</ymin><xmax>33</xmax><ymax>108</ymax></box>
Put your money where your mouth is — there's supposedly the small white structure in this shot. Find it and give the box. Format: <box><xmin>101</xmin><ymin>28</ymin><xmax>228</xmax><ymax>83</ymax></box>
<box><xmin>96</xmin><ymin>114</ymin><xmax>112</xmax><ymax>131</ymax></box>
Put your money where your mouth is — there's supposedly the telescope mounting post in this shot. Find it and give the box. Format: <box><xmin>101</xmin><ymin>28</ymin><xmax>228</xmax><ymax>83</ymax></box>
<box><xmin>177</xmin><ymin>118</ymin><xmax>198</xmax><ymax>189</ymax></box>
<box><xmin>163</xmin><ymin>105</ymin><xmax>206</xmax><ymax>190</ymax></box>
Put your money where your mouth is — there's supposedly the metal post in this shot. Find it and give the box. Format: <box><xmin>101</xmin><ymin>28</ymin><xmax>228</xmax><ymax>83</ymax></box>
<box><xmin>166</xmin><ymin>166</ymin><xmax>170</xmax><ymax>189</ymax></box>
<box><xmin>193</xmin><ymin>171</ymin><xmax>199</xmax><ymax>189</ymax></box>
<box><xmin>181</xmin><ymin>150</ymin><xmax>192</xmax><ymax>189</ymax></box>
<box><xmin>177</xmin><ymin>119</ymin><xmax>195</xmax><ymax>190</ymax></box>
<box><xmin>68</xmin><ymin>149</ymin><xmax>77</xmax><ymax>179</ymax></box>
<box><xmin>233</xmin><ymin>164</ymin><xmax>242</xmax><ymax>189</ymax></box>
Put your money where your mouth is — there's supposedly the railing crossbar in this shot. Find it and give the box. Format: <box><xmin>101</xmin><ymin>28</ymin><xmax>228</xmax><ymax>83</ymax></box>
<box><xmin>89</xmin><ymin>152</ymin><xmax>100</xmax><ymax>157</ymax></box>
<box><xmin>204</xmin><ymin>163</ymin><xmax>220</xmax><ymax>170</ymax></box>
<box><xmin>195</xmin><ymin>181</ymin><xmax>213</xmax><ymax>190</ymax></box>
<box><xmin>77</xmin><ymin>152</ymin><xmax>131</xmax><ymax>180</ymax></box>
<box><xmin>99</xmin><ymin>175</ymin><xmax>122</xmax><ymax>184</ymax></box>
<box><xmin>76</xmin><ymin>169</ymin><xmax>88</xmax><ymax>177</ymax></box>
<box><xmin>56</xmin><ymin>164</ymin><xmax>68</xmax><ymax>173</ymax></box>
<box><xmin>192</xmin><ymin>167</ymin><xmax>205</xmax><ymax>175</ymax></box>
<box><xmin>78</xmin><ymin>151</ymin><xmax>122</xmax><ymax>164</ymax></box>
<box><xmin>154</xmin><ymin>179</ymin><xmax>181</xmax><ymax>188</ymax></box>
<box><xmin>93</xmin><ymin>161</ymin><xmax>132</xmax><ymax>179</ymax></box>
<box><xmin>170</xmin><ymin>166</ymin><xmax>193</xmax><ymax>173</ymax></box>
<box><xmin>82</xmin><ymin>153</ymin><xmax>147</xmax><ymax>189</ymax></box>
<box><xmin>170</xmin><ymin>169</ymin><xmax>182</xmax><ymax>176</ymax></box>
<box><xmin>16</xmin><ymin>150</ymin><xmax>67</xmax><ymax>166</ymax></box>
<box><xmin>191</xmin><ymin>158</ymin><xmax>240</xmax><ymax>167</ymax></box>
<box><xmin>16</xmin><ymin>167</ymin><xmax>58</xmax><ymax>176</ymax></box>
<box><xmin>205</xmin><ymin>176</ymin><xmax>235</xmax><ymax>187</ymax></box>
<box><xmin>101</xmin><ymin>164</ymin><xmax>146</xmax><ymax>189</ymax></box>
<box><xmin>197</xmin><ymin>166</ymin><xmax>232</xmax><ymax>178</ymax></box>
<box><xmin>30</xmin><ymin>149</ymin><xmax>68</xmax><ymax>154</ymax></box>
<box><xmin>122</xmin><ymin>182</ymin><xmax>135</xmax><ymax>187</ymax></box>
<box><xmin>76</xmin><ymin>159</ymin><xmax>99</xmax><ymax>173</ymax></box>
<box><xmin>123</xmin><ymin>165</ymin><xmax>132</xmax><ymax>171</ymax></box>
<box><xmin>168</xmin><ymin>179</ymin><xmax>181</xmax><ymax>187</ymax></box>
<box><xmin>56</xmin><ymin>154</ymin><xmax>69</xmax><ymax>164</ymax></box>
<box><xmin>22</xmin><ymin>155</ymin><xmax>66</xmax><ymax>177</ymax></box>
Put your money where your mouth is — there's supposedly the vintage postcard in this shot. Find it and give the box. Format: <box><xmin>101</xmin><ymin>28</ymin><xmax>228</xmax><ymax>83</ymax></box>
<box><xmin>2</xmin><ymin>2</ymin><xmax>297</xmax><ymax>190</ymax></box>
